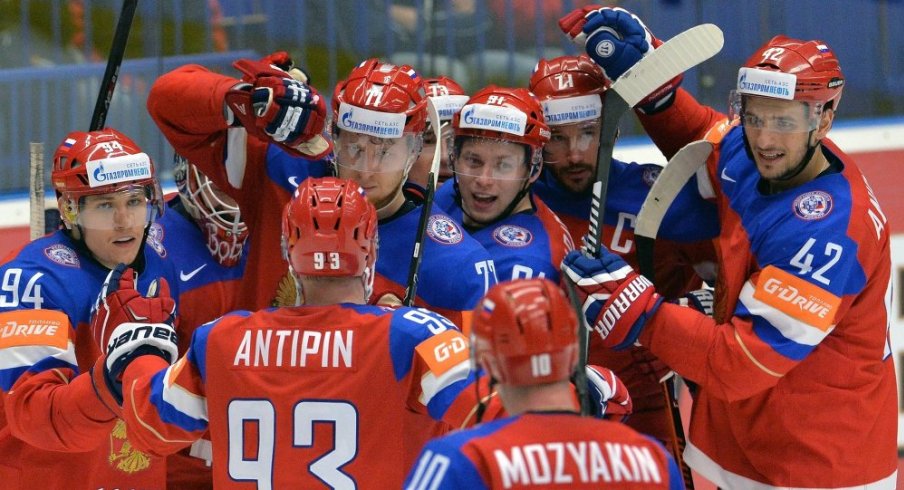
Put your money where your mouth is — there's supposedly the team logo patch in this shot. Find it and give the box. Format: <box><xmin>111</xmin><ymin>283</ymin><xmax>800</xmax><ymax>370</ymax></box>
<box><xmin>792</xmin><ymin>191</ymin><xmax>833</xmax><ymax>221</ymax></box>
<box><xmin>147</xmin><ymin>223</ymin><xmax>167</xmax><ymax>257</ymax></box>
<box><xmin>493</xmin><ymin>225</ymin><xmax>533</xmax><ymax>248</ymax></box>
<box><xmin>642</xmin><ymin>167</ymin><xmax>661</xmax><ymax>187</ymax></box>
<box><xmin>44</xmin><ymin>244</ymin><xmax>80</xmax><ymax>267</ymax></box>
<box><xmin>426</xmin><ymin>215</ymin><xmax>463</xmax><ymax>245</ymax></box>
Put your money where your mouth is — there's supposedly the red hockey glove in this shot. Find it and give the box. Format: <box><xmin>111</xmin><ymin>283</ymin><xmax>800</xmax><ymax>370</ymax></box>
<box><xmin>259</xmin><ymin>50</ymin><xmax>311</xmax><ymax>84</ymax></box>
<box><xmin>558</xmin><ymin>6</ymin><xmax>682</xmax><ymax>113</ymax></box>
<box><xmin>224</xmin><ymin>58</ymin><xmax>331</xmax><ymax>160</ymax></box>
<box><xmin>90</xmin><ymin>264</ymin><xmax>178</xmax><ymax>406</ymax></box>
<box><xmin>562</xmin><ymin>249</ymin><xmax>664</xmax><ymax>350</ymax></box>
<box><xmin>585</xmin><ymin>365</ymin><xmax>633</xmax><ymax>422</ymax></box>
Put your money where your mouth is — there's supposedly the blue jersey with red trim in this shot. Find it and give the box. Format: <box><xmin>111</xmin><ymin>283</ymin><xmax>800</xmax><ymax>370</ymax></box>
<box><xmin>405</xmin><ymin>412</ymin><xmax>683</xmax><ymax>489</ymax></box>
<box><xmin>0</xmin><ymin>230</ymin><xmax>178</xmax><ymax>489</ymax></box>
<box><xmin>642</xmin><ymin>123</ymin><xmax>896</xmax><ymax>488</ymax></box>
<box><xmin>120</xmin><ymin>304</ymin><xmax>496</xmax><ymax>489</ymax></box>
<box><xmin>434</xmin><ymin>183</ymin><xmax>574</xmax><ymax>284</ymax></box>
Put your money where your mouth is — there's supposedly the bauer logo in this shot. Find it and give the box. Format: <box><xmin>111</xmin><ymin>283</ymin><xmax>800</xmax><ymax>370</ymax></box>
<box><xmin>426</xmin><ymin>215</ymin><xmax>463</xmax><ymax>245</ymax></box>
<box><xmin>86</xmin><ymin>153</ymin><xmax>152</xmax><ymax>188</ymax></box>
<box><xmin>338</xmin><ymin>102</ymin><xmax>405</xmax><ymax>138</ymax></box>
<box><xmin>737</xmin><ymin>67</ymin><xmax>796</xmax><ymax>100</ymax></box>
<box><xmin>542</xmin><ymin>94</ymin><xmax>602</xmax><ymax>124</ymax></box>
<box><xmin>792</xmin><ymin>191</ymin><xmax>833</xmax><ymax>221</ymax></box>
<box><xmin>460</xmin><ymin>104</ymin><xmax>528</xmax><ymax>136</ymax></box>
<box><xmin>753</xmin><ymin>265</ymin><xmax>840</xmax><ymax>331</ymax></box>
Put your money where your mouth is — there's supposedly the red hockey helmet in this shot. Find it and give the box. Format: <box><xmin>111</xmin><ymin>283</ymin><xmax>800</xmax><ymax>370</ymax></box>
<box><xmin>424</xmin><ymin>76</ymin><xmax>466</xmax><ymax>98</ymax></box>
<box><xmin>52</xmin><ymin>128</ymin><xmax>163</xmax><ymax>225</ymax></box>
<box><xmin>174</xmin><ymin>154</ymin><xmax>249</xmax><ymax>267</ymax></box>
<box><xmin>424</xmin><ymin>76</ymin><xmax>469</xmax><ymax>123</ymax></box>
<box><xmin>332</xmin><ymin>58</ymin><xmax>428</xmax><ymax>135</ymax></box>
<box><xmin>529</xmin><ymin>55</ymin><xmax>608</xmax><ymax>127</ymax></box>
<box><xmin>470</xmin><ymin>278</ymin><xmax>578</xmax><ymax>386</ymax></box>
<box><xmin>281</xmin><ymin>177</ymin><xmax>378</xmax><ymax>279</ymax></box>
<box><xmin>739</xmin><ymin>35</ymin><xmax>844</xmax><ymax>110</ymax></box>
<box><xmin>453</xmin><ymin>86</ymin><xmax>550</xmax><ymax>151</ymax></box>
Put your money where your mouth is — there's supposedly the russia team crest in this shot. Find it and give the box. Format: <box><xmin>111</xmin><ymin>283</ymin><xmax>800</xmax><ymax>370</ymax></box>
<box><xmin>793</xmin><ymin>191</ymin><xmax>833</xmax><ymax>220</ymax></box>
<box><xmin>44</xmin><ymin>244</ymin><xmax>80</xmax><ymax>267</ymax></box>
<box><xmin>493</xmin><ymin>225</ymin><xmax>533</xmax><ymax>247</ymax></box>
<box><xmin>426</xmin><ymin>215</ymin><xmax>463</xmax><ymax>244</ymax></box>
<box><xmin>147</xmin><ymin>223</ymin><xmax>167</xmax><ymax>257</ymax></box>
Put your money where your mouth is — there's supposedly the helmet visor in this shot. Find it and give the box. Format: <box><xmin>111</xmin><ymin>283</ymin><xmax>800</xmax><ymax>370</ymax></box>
<box><xmin>333</xmin><ymin>131</ymin><xmax>421</xmax><ymax>174</ymax></box>
<box><xmin>452</xmin><ymin>138</ymin><xmax>531</xmax><ymax>181</ymax></box>
<box><xmin>542</xmin><ymin>119</ymin><xmax>601</xmax><ymax>164</ymax></box>
<box><xmin>75</xmin><ymin>186</ymin><xmax>155</xmax><ymax>230</ymax></box>
<box><xmin>730</xmin><ymin>91</ymin><xmax>824</xmax><ymax>133</ymax></box>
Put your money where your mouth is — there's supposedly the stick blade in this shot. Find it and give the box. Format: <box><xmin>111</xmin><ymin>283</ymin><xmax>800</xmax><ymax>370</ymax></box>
<box><xmin>611</xmin><ymin>24</ymin><xmax>724</xmax><ymax>108</ymax></box>
<box><xmin>635</xmin><ymin>140</ymin><xmax>713</xmax><ymax>241</ymax></box>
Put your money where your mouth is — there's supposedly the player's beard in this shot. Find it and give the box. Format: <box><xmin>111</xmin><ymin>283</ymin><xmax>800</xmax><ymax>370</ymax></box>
<box><xmin>552</xmin><ymin>162</ymin><xmax>595</xmax><ymax>194</ymax></box>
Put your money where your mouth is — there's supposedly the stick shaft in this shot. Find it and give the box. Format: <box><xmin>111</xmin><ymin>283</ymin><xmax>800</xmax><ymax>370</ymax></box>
<box><xmin>89</xmin><ymin>0</ymin><xmax>138</xmax><ymax>131</ymax></box>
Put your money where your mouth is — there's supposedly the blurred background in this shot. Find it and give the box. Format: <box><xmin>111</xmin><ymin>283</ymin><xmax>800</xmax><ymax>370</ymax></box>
<box><xmin>1</xmin><ymin>0</ymin><xmax>902</xmax><ymax>192</ymax></box>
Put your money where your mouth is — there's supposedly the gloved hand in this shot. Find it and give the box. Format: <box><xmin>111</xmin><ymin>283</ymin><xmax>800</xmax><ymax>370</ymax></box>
<box><xmin>224</xmin><ymin>58</ymin><xmax>331</xmax><ymax>159</ymax></box>
<box><xmin>674</xmin><ymin>287</ymin><xmax>714</xmax><ymax>316</ymax></box>
<box><xmin>260</xmin><ymin>50</ymin><xmax>311</xmax><ymax>84</ymax></box>
<box><xmin>562</xmin><ymin>249</ymin><xmax>663</xmax><ymax>350</ymax></box>
<box><xmin>585</xmin><ymin>365</ymin><xmax>632</xmax><ymax>421</ymax></box>
<box><xmin>558</xmin><ymin>6</ymin><xmax>682</xmax><ymax>113</ymax></box>
<box><xmin>90</xmin><ymin>264</ymin><xmax>178</xmax><ymax>408</ymax></box>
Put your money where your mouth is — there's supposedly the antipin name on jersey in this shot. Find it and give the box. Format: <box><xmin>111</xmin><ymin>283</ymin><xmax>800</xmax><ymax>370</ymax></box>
<box><xmin>233</xmin><ymin>328</ymin><xmax>354</xmax><ymax>368</ymax></box>
<box><xmin>495</xmin><ymin>440</ymin><xmax>664</xmax><ymax>488</ymax></box>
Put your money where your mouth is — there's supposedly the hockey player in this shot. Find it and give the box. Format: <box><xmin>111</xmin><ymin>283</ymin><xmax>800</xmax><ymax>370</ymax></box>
<box><xmin>404</xmin><ymin>278</ymin><xmax>682</xmax><ymax>489</ymax></box>
<box><xmin>559</xmin><ymin>6</ymin><xmax>896</xmax><ymax>488</ymax></box>
<box><xmin>90</xmin><ymin>177</ymin><xmax>500</xmax><ymax>488</ymax></box>
<box><xmin>331</xmin><ymin>59</ymin><xmax>497</xmax><ymax>322</ymax></box>
<box><xmin>0</xmin><ymin>129</ymin><xmax>175</xmax><ymax>489</ymax></box>
<box><xmin>528</xmin><ymin>54</ymin><xmax>716</xmax><ymax>453</ymax></box>
<box><xmin>434</xmin><ymin>85</ymin><xmax>576</xmax><ymax>286</ymax></box>
<box><xmin>407</xmin><ymin>76</ymin><xmax>470</xmax><ymax>192</ymax></box>
<box><xmin>147</xmin><ymin>53</ymin><xmax>334</xmax><ymax>312</ymax></box>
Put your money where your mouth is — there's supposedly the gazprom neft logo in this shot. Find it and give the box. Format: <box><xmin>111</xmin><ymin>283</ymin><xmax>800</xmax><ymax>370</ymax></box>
<box><xmin>542</xmin><ymin>94</ymin><xmax>602</xmax><ymax>125</ymax></box>
<box><xmin>737</xmin><ymin>67</ymin><xmax>796</xmax><ymax>100</ymax></box>
<box><xmin>86</xmin><ymin>153</ymin><xmax>152</xmax><ymax>188</ymax></box>
<box><xmin>338</xmin><ymin>102</ymin><xmax>406</xmax><ymax>138</ymax></box>
<box><xmin>460</xmin><ymin>103</ymin><xmax>528</xmax><ymax>136</ymax></box>
<box><xmin>430</xmin><ymin>94</ymin><xmax>469</xmax><ymax>121</ymax></box>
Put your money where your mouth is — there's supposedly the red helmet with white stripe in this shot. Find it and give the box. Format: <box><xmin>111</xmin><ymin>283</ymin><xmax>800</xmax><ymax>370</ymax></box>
<box><xmin>331</xmin><ymin>58</ymin><xmax>428</xmax><ymax>134</ymax></box>
<box><xmin>281</xmin><ymin>177</ymin><xmax>378</xmax><ymax>281</ymax></box>
<box><xmin>453</xmin><ymin>85</ymin><xmax>550</xmax><ymax>151</ymax></box>
<box><xmin>471</xmin><ymin>278</ymin><xmax>578</xmax><ymax>386</ymax></box>
<box><xmin>740</xmin><ymin>35</ymin><xmax>844</xmax><ymax>110</ymax></box>
<box><xmin>530</xmin><ymin>54</ymin><xmax>609</xmax><ymax>100</ymax></box>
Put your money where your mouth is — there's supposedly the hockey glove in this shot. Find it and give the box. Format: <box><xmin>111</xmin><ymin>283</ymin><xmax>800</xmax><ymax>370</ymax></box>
<box><xmin>224</xmin><ymin>58</ymin><xmax>331</xmax><ymax>160</ymax></box>
<box><xmin>558</xmin><ymin>6</ymin><xmax>682</xmax><ymax>113</ymax></box>
<box><xmin>585</xmin><ymin>365</ymin><xmax>633</xmax><ymax>422</ymax></box>
<box><xmin>90</xmin><ymin>264</ymin><xmax>178</xmax><ymax>406</ymax></box>
<box><xmin>673</xmin><ymin>287</ymin><xmax>714</xmax><ymax>316</ymax></box>
<box><xmin>260</xmin><ymin>50</ymin><xmax>311</xmax><ymax>84</ymax></box>
<box><xmin>562</xmin><ymin>249</ymin><xmax>664</xmax><ymax>350</ymax></box>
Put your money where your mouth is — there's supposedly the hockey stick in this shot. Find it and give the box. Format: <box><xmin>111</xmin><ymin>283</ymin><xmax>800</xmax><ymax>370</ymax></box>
<box><xmin>29</xmin><ymin>142</ymin><xmax>45</xmax><ymax>240</ymax></box>
<box><xmin>635</xmin><ymin>140</ymin><xmax>713</xmax><ymax>282</ymax></box>
<box><xmin>564</xmin><ymin>278</ymin><xmax>592</xmax><ymax>416</ymax></box>
<box><xmin>403</xmin><ymin>98</ymin><xmax>443</xmax><ymax>306</ymax></box>
<box><xmin>89</xmin><ymin>0</ymin><xmax>138</xmax><ymax>131</ymax></box>
<box><xmin>583</xmin><ymin>23</ymin><xmax>723</xmax><ymax>256</ymax></box>
<box><xmin>578</xmin><ymin>24</ymin><xmax>722</xmax><ymax>490</ymax></box>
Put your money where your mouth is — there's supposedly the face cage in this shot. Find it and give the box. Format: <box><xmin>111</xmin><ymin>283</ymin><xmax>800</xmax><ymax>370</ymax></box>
<box><xmin>64</xmin><ymin>184</ymin><xmax>164</xmax><ymax>231</ymax></box>
<box><xmin>332</xmin><ymin>130</ymin><xmax>423</xmax><ymax>175</ymax></box>
<box><xmin>181</xmin><ymin>165</ymin><xmax>249</xmax><ymax>267</ymax></box>
<box><xmin>729</xmin><ymin>91</ymin><xmax>824</xmax><ymax>134</ymax></box>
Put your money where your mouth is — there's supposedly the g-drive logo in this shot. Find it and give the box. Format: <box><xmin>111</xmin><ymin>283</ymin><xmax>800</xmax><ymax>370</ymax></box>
<box><xmin>460</xmin><ymin>103</ymin><xmax>528</xmax><ymax>137</ymax></box>
<box><xmin>86</xmin><ymin>153</ymin><xmax>152</xmax><ymax>188</ymax></box>
<box><xmin>338</xmin><ymin>102</ymin><xmax>405</xmax><ymax>138</ymax></box>
<box><xmin>737</xmin><ymin>67</ymin><xmax>796</xmax><ymax>100</ymax></box>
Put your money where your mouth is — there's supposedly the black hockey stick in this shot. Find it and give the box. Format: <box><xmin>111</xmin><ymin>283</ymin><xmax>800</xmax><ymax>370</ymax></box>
<box><xmin>575</xmin><ymin>24</ymin><xmax>723</xmax><ymax>489</ymax></box>
<box><xmin>89</xmin><ymin>0</ymin><xmax>138</xmax><ymax>131</ymax></box>
<box><xmin>403</xmin><ymin>98</ymin><xmax>443</xmax><ymax>306</ymax></box>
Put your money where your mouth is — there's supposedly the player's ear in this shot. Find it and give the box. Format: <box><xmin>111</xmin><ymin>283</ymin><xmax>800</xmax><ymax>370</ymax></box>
<box><xmin>815</xmin><ymin>106</ymin><xmax>835</xmax><ymax>141</ymax></box>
